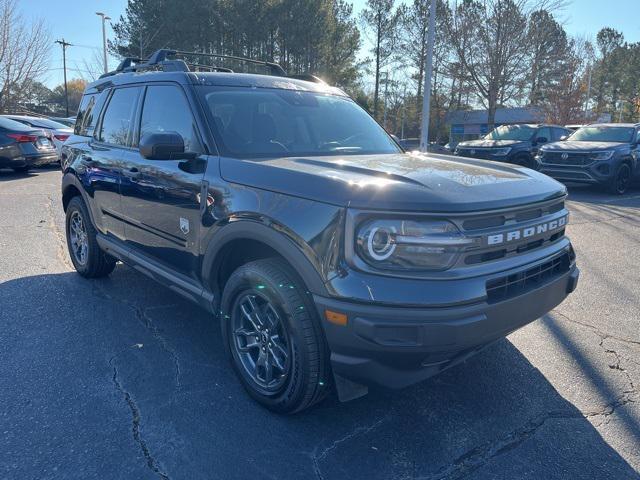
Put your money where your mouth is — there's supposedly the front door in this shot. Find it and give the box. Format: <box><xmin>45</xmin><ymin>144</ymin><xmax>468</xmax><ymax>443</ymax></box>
<box><xmin>120</xmin><ymin>84</ymin><xmax>207</xmax><ymax>278</ymax></box>
<box><xmin>84</xmin><ymin>86</ymin><xmax>143</xmax><ymax>240</ymax></box>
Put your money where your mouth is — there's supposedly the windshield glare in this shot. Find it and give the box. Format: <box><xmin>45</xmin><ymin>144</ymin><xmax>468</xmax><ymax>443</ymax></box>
<box><xmin>200</xmin><ymin>87</ymin><xmax>400</xmax><ymax>158</ymax></box>
<box><xmin>568</xmin><ymin>126</ymin><xmax>634</xmax><ymax>143</ymax></box>
<box><xmin>484</xmin><ymin>125</ymin><xmax>536</xmax><ymax>141</ymax></box>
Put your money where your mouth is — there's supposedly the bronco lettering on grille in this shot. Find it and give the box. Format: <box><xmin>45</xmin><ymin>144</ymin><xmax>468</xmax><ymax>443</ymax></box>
<box><xmin>486</xmin><ymin>216</ymin><xmax>567</xmax><ymax>246</ymax></box>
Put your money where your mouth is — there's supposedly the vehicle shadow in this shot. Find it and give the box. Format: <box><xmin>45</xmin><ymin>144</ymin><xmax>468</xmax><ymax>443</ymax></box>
<box><xmin>0</xmin><ymin>165</ymin><xmax>59</xmax><ymax>181</ymax></box>
<box><xmin>0</xmin><ymin>266</ymin><xmax>637</xmax><ymax>480</ymax></box>
<box><xmin>565</xmin><ymin>183</ymin><xmax>640</xmax><ymax>207</ymax></box>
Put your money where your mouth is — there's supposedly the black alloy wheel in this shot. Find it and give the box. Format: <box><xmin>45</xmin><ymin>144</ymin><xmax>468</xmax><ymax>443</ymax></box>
<box><xmin>231</xmin><ymin>292</ymin><xmax>291</xmax><ymax>393</ymax></box>
<box><xmin>608</xmin><ymin>163</ymin><xmax>631</xmax><ymax>195</ymax></box>
<box><xmin>221</xmin><ymin>258</ymin><xmax>330</xmax><ymax>413</ymax></box>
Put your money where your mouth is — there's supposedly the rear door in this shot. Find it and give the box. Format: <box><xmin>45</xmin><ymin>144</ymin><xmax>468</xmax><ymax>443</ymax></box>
<box><xmin>84</xmin><ymin>86</ymin><xmax>142</xmax><ymax>240</ymax></box>
<box><xmin>120</xmin><ymin>83</ymin><xmax>207</xmax><ymax>277</ymax></box>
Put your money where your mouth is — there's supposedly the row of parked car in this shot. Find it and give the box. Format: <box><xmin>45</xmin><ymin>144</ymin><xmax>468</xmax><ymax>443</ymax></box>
<box><xmin>0</xmin><ymin>115</ymin><xmax>74</xmax><ymax>172</ymax></box>
<box><xmin>400</xmin><ymin>122</ymin><xmax>639</xmax><ymax>195</ymax></box>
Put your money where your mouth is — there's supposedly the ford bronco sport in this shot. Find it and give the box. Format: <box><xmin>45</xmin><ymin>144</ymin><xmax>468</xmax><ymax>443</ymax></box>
<box><xmin>61</xmin><ymin>50</ymin><xmax>579</xmax><ymax>413</ymax></box>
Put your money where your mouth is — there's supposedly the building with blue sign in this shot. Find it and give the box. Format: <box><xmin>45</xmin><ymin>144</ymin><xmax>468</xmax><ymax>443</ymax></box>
<box><xmin>446</xmin><ymin>107</ymin><xmax>544</xmax><ymax>148</ymax></box>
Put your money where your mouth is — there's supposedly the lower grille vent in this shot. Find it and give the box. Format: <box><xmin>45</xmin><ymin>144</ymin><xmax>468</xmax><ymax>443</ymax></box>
<box><xmin>486</xmin><ymin>252</ymin><xmax>571</xmax><ymax>303</ymax></box>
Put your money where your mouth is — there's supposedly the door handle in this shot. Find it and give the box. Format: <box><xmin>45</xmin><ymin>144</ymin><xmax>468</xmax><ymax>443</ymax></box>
<box><xmin>80</xmin><ymin>155</ymin><xmax>97</xmax><ymax>167</ymax></box>
<box><xmin>123</xmin><ymin>167</ymin><xmax>141</xmax><ymax>179</ymax></box>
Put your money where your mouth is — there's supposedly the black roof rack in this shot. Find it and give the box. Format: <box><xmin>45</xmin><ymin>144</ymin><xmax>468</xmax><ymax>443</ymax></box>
<box><xmin>100</xmin><ymin>48</ymin><xmax>288</xmax><ymax>78</ymax></box>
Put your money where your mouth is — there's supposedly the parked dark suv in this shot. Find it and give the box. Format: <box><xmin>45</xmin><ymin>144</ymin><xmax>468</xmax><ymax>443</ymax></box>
<box><xmin>61</xmin><ymin>50</ymin><xmax>579</xmax><ymax>413</ymax></box>
<box><xmin>537</xmin><ymin>123</ymin><xmax>640</xmax><ymax>194</ymax></box>
<box><xmin>454</xmin><ymin>124</ymin><xmax>571</xmax><ymax>169</ymax></box>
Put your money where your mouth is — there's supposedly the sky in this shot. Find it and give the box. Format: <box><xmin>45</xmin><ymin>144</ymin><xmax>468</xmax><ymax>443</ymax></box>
<box><xmin>17</xmin><ymin>0</ymin><xmax>640</xmax><ymax>88</ymax></box>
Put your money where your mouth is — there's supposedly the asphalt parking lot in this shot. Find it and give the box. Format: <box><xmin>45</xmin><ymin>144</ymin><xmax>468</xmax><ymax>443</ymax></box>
<box><xmin>1</xmin><ymin>167</ymin><xmax>639</xmax><ymax>480</ymax></box>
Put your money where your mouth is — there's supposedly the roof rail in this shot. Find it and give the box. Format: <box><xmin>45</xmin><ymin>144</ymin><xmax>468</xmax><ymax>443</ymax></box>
<box><xmin>100</xmin><ymin>48</ymin><xmax>288</xmax><ymax>78</ymax></box>
<box><xmin>287</xmin><ymin>74</ymin><xmax>326</xmax><ymax>84</ymax></box>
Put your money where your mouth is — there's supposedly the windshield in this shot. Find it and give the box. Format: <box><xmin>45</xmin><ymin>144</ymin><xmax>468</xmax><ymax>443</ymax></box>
<box><xmin>568</xmin><ymin>126</ymin><xmax>635</xmax><ymax>143</ymax></box>
<box><xmin>484</xmin><ymin>125</ymin><xmax>536</xmax><ymax>141</ymax></box>
<box><xmin>199</xmin><ymin>87</ymin><xmax>400</xmax><ymax>158</ymax></box>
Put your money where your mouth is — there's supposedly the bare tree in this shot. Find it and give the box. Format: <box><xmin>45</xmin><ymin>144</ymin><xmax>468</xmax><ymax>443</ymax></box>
<box><xmin>542</xmin><ymin>37</ymin><xmax>591</xmax><ymax>124</ymax></box>
<box><xmin>447</xmin><ymin>0</ymin><xmax>531</xmax><ymax>127</ymax></box>
<box><xmin>0</xmin><ymin>0</ymin><xmax>51</xmax><ymax>112</ymax></box>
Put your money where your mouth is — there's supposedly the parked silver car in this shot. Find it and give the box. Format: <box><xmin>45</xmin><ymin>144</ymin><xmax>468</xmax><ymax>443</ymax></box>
<box><xmin>2</xmin><ymin>115</ymin><xmax>72</xmax><ymax>159</ymax></box>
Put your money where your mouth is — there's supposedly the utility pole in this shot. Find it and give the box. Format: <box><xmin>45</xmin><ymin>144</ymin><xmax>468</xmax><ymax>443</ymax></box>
<box><xmin>54</xmin><ymin>39</ymin><xmax>72</xmax><ymax>117</ymax></box>
<box><xmin>419</xmin><ymin>0</ymin><xmax>437</xmax><ymax>152</ymax></box>
<box><xmin>583</xmin><ymin>64</ymin><xmax>592</xmax><ymax>122</ymax></box>
<box><xmin>96</xmin><ymin>12</ymin><xmax>111</xmax><ymax>74</ymax></box>
<box><xmin>382</xmin><ymin>71</ymin><xmax>389</xmax><ymax>130</ymax></box>
<box><xmin>400</xmin><ymin>84</ymin><xmax>407</xmax><ymax>139</ymax></box>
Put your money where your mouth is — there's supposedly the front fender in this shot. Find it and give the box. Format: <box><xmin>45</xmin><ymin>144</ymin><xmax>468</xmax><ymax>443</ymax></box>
<box><xmin>201</xmin><ymin>218</ymin><xmax>331</xmax><ymax>298</ymax></box>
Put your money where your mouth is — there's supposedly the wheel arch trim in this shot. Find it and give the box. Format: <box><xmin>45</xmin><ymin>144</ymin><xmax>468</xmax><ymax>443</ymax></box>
<box><xmin>201</xmin><ymin>220</ymin><xmax>329</xmax><ymax>300</ymax></box>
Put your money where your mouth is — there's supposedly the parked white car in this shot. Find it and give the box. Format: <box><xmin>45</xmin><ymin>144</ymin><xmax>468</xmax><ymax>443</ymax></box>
<box><xmin>2</xmin><ymin>115</ymin><xmax>72</xmax><ymax>159</ymax></box>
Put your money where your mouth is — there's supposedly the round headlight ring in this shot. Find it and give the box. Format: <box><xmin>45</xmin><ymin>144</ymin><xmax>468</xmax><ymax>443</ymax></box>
<box><xmin>367</xmin><ymin>226</ymin><xmax>397</xmax><ymax>261</ymax></box>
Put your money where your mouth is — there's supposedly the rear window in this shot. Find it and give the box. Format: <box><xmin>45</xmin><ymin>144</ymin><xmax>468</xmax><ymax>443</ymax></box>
<box><xmin>0</xmin><ymin>117</ymin><xmax>33</xmax><ymax>131</ymax></box>
<box><xmin>26</xmin><ymin>118</ymin><xmax>68</xmax><ymax>129</ymax></box>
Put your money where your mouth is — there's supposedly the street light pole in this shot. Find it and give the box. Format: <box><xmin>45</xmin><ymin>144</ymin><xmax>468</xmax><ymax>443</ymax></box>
<box><xmin>54</xmin><ymin>39</ymin><xmax>72</xmax><ymax>117</ymax></box>
<box><xmin>96</xmin><ymin>12</ymin><xmax>111</xmax><ymax>74</ymax></box>
<box><xmin>419</xmin><ymin>0</ymin><xmax>437</xmax><ymax>152</ymax></box>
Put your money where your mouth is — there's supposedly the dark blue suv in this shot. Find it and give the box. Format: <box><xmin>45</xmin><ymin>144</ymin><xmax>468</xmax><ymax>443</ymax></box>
<box><xmin>60</xmin><ymin>50</ymin><xmax>578</xmax><ymax>412</ymax></box>
<box><xmin>454</xmin><ymin>124</ymin><xmax>571</xmax><ymax>169</ymax></box>
<box><xmin>537</xmin><ymin>123</ymin><xmax>640</xmax><ymax>194</ymax></box>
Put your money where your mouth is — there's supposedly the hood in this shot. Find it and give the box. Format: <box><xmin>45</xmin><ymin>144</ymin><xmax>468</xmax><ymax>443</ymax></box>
<box><xmin>220</xmin><ymin>152</ymin><xmax>566</xmax><ymax>213</ymax></box>
<box><xmin>541</xmin><ymin>141</ymin><xmax>629</xmax><ymax>152</ymax></box>
<box><xmin>457</xmin><ymin>139</ymin><xmax>526</xmax><ymax>148</ymax></box>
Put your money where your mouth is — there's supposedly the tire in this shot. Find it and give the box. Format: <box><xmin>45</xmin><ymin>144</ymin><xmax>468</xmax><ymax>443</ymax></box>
<box><xmin>12</xmin><ymin>166</ymin><xmax>30</xmax><ymax>173</ymax></box>
<box><xmin>607</xmin><ymin>163</ymin><xmax>631</xmax><ymax>195</ymax></box>
<box><xmin>221</xmin><ymin>258</ymin><xmax>330</xmax><ymax>413</ymax></box>
<box><xmin>65</xmin><ymin>196</ymin><xmax>116</xmax><ymax>278</ymax></box>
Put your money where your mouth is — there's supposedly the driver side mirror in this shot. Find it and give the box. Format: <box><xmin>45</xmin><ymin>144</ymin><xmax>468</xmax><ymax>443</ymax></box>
<box><xmin>559</xmin><ymin>135</ymin><xmax>568</xmax><ymax>141</ymax></box>
<box><xmin>535</xmin><ymin>137</ymin><xmax>548</xmax><ymax>144</ymax></box>
<box><xmin>139</xmin><ymin>132</ymin><xmax>197</xmax><ymax>160</ymax></box>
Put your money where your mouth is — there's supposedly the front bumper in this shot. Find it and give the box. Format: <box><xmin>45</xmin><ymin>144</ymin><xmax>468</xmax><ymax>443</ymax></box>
<box><xmin>315</xmin><ymin>255</ymin><xmax>579</xmax><ymax>390</ymax></box>
<box><xmin>538</xmin><ymin>159</ymin><xmax>618</xmax><ymax>185</ymax></box>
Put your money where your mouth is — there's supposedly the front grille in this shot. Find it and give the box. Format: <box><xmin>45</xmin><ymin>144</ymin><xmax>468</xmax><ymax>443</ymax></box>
<box><xmin>457</xmin><ymin>148</ymin><xmax>494</xmax><ymax>160</ymax></box>
<box><xmin>541</xmin><ymin>151</ymin><xmax>593</xmax><ymax>166</ymax></box>
<box><xmin>486</xmin><ymin>252</ymin><xmax>571</xmax><ymax>303</ymax></box>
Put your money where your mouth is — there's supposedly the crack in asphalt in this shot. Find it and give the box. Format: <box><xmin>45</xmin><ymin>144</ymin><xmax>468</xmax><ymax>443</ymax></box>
<box><xmin>110</xmin><ymin>354</ymin><xmax>170</xmax><ymax>480</ymax></box>
<box><xmin>92</xmin><ymin>282</ymin><xmax>183</xmax><ymax>390</ymax></box>
<box><xmin>312</xmin><ymin>417</ymin><xmax>388</xmax><ymax>480</ymax></box>
<box><xmin>418</xmin><ymin>312</ymin><xmax>640</xmax><ymax>480</ymax></box>
<box><xmin>420</xmin><ymin>398</ymin><xmax>639</xmax><ymax>480</ymax></box>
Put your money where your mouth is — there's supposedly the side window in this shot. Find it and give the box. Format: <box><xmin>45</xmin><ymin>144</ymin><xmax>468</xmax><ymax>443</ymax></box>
<box><xmin>536</xmin><ymin>127</ymin><xmax>552</xmax><ymax>143</ymax></box>
<box><xmin>98</xmin><ymin>87</ymin><xmax>142</xmax><ymax>146</ymax></box>
<box><xmin>139</xmin><ymin>85</ymin><xmax>201</xmax><ymax>153</ymax></box>
<box><xmin>74</xmin><ymin>94</ymin><xmax>95</xmax><ymax>135</ymax></box>
<box><xmin>82</xmin><ymin>91</ymin><xmax>108</xmax><ymax>137</ymax></box>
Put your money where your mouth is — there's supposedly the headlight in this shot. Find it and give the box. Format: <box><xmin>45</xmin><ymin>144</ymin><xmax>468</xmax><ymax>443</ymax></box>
<box><xmin>355</xmin><ymin>218</ymin><xmax>477</xmax><ymax>271</ymax></box>
<box><xmin>491</xmin><ymin>147</ymin><xmax>511</xmax><ymax>156</ymax></box>
<box><xmin>589</xmin><ymin>150</ymin><xmax>614</xmax><ymax>161</ymax></box>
